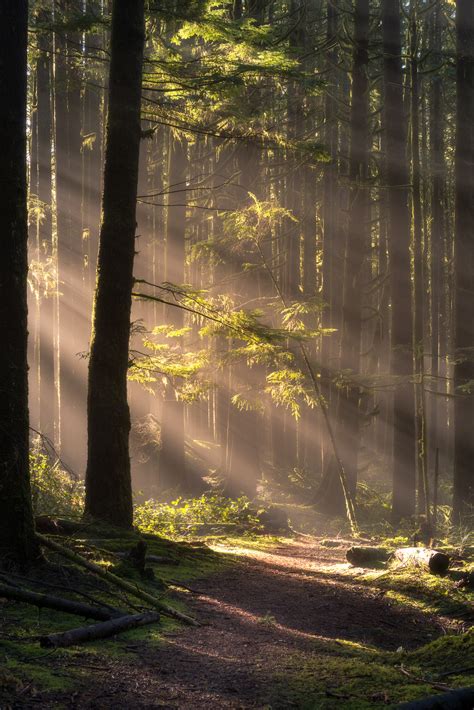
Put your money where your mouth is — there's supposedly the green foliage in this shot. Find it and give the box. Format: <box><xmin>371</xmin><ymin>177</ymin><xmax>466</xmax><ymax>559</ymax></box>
<box><xmin>141</xmin><ymin>4</ymin><xmax>327</xmax><ymax>160</ymax></box>
<box><xmin>134</xmin><ymin>493</ymin><xmax>258</xmax><ymax>537</ymax></box>
<box><xmin>28</xmin><ymin>257</ymin><xmax>57</xmax><ymax>302</ymax></box>
<box><xmin>356</xmin><ymin>482</ymin><xmax>391</xmax><ymax>525</ymax></box>
<box><xmin>362</xmin><ymin>562</ymin><xmax>474</xmax><ymax>620</ymax></box>
<box><xmin>29</xmin><ymin>440</ymin><xmax>84</xmax><ymax>517</ymax></box>
<box><xmin>133</xmin><ymin>197</ymin><xmax>335</xmax><ymax>422</ymax></box>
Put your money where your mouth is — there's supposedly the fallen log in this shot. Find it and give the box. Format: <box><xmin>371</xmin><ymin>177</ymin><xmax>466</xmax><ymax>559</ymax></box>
<box><xmin>393</xmin><ymin>547</ymin><xmax>450</xmax><ymax>575</ymax></box>
<box><xmin>346</xmin><ymin>546</ymin><xmax>392</xmax><ymax>566</ymax></box>
<box><xmin>397</xmin><ymin>686</ymin><xmax>474</xmax><ymax>709</ymax></box>
<box><xmin>0</xmin><ymin>582</ymin><xmax>122</xmax><ymax>621</ymax></box>
<box><xmin>35</xmin><ymin>533</ymin><xmax>199</xmax><ymax>626</ymax></box>
<box><xmin>35</xmin><ymin>516</ymin><xmax>88</xmax><ymax>536</ymax></box>
<box><xmin>40</xmin><ymin>611</ymin><xmax>161</xmax><ymax>649</ymax></box>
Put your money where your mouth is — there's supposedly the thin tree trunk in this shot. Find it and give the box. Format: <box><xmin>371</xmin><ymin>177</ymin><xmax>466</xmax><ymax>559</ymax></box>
<box><xmin>410</xmin><ymin>2</ymin><xmax>429</xmax><ymax>519</ymax></box>
<box><xmin>36</xmin><ymin>11</ymin><xmax>55</xmax><ymax>442</ymax></box>
<box><xmin>453</xmin><ymin>0</ymin><xmax>474</xmax><ymax>521</ymax></box>
<box><xmin>429</xmin><ymin>4</ymin><xmax>445</xmax><ymax>483</ymax></box>
<box><xmin>159</xmin><ymin>132</ymin><xmax>188</xmax><ymax>492</ymax></box>
<box><xmin>382</xmin><ymin>0</ymin><xmax>416</xmax><ymax>522</ymax></box>
<box><xmin>55</xmin><ymin>1</ymin><xmax>86</xmax><ymax>471</ymax></box>
<box><xmin>338</xmin><ymin>0</ymin><xmax>370</xmax><ymax>495</ymax></box>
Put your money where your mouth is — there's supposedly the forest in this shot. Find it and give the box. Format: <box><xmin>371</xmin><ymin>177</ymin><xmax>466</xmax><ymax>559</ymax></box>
<box><xmin>0</xmin><ymin>0</ymin><xmax>474</xmax><ymax>707</ymax></box>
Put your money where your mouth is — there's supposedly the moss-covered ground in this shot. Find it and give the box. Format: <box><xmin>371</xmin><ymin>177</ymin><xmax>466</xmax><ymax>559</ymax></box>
<box><xmin>0</xmin><ymin>526</ymin><xmax>226</xmax><ymax>704</ymax></box>
<box><xmin>269</xmin><ymin>631</ymin><xmax>474</xmax><ymax>709</ymax></box>
<box><xmin>1</xmin><ymin>527</ymin><xmax>473</xmax><ymax>708</ymax></box>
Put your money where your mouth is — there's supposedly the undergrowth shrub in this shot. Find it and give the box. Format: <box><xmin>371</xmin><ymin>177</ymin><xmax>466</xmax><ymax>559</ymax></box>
<box><xmin>30</xmin><ymin>441</ymin><xmax>84</xmax><ymax>517</ymax></box>
<box><xmin>356</xmin><ymin>481</ymin><xmax>391</xmax><ymax>525</ymax></box>
<box><xmin>134</xmin><ymin>493</ymin><xmax>258</xmax><ymax>537</ymax></box>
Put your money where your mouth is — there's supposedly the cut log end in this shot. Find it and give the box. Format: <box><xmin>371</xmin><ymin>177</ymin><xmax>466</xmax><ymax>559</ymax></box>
<box><xmin>393</xmin><ymin>547</ymin><xmax>450</xmax><ymax>575</ymax></box>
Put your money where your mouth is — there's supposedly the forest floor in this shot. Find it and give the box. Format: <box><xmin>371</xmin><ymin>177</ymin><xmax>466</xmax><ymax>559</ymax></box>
<box><xmin>2</xmin><ymin>534</ymin><xmax>473</xmax><ymax>709</ymax></box>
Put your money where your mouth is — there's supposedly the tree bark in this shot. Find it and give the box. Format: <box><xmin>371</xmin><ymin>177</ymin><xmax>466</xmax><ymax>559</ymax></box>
<box><xmin>55</xmin><ymin>0</ymin><xmax>87</xmax><ymax>472</ymax></box>
<box><xmin>40</xmin><ymin>611</ymin><xmax>161</xmax><ymax>648</ymax></box>
<box><xmin>382</xmin><ymin>0</ymin><xmax>416</xmax><ymax>523</ymax></box>
<box><xmin>0</xmin><ymin>0</ymin><xmax>39</xmax><ymax>565</ymax></box>
<box><xmin>33</xmin><ymin>7</ymin><xmax>55</xmax><ymax>441</ymax></box>
<box><xmin>36</xmin><ymin>533</ymin><xmax>198</xmax><ymax>625</ymax></box>
<box><xmin>410</xmin><ymin>2</ymin><xmax>429</xmax><ymax>519</ymax></box>
<box><xmin>159</xmin><ymin>132</ymin><xmax>188</xmax><ymax>492</ymax></box>
<box><xmin>429</xmin><ymin>5</ymin><xmax>445</xmax><ymax>493</ymax></box>
<box><xmin>346</xmin><ymin>546</ymin><xmax>391</xmax><ymax>566</ymax></box>
<box><xmin>85</xmin><ymin>0</ymin><xmax>145</xmax><ymax>527</ymax></box>
<box><xmin>338</xmin><ymin>0</ymin><xmax>370</xmax><ymax>495</ymax></box>
<box><xmin>453</xmin><ymin>0</ymin><xmax>474</xmax><ymax>521</ymax></box>
<box><xmin>393</xmin><ymin>547</ymin><xmax>450</xmax><ymax>575</ymax></box>
<box><xmin>0</xmin><ymin>583</ymin><xmax>123</xmax><ymax>621</ymax></box>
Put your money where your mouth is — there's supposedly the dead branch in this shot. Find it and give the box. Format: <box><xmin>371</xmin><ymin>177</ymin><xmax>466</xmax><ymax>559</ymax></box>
<box><xmin>40</xmin><ymin>611</ymin><xmax>161</xmax><ymax>648</ymax></box>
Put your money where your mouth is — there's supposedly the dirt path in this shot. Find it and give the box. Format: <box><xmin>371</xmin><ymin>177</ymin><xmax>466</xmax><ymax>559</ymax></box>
<box><xmin>30</xmin><ymin>538</ymin><xmax>456</xmax><ymax>708</ymax></box>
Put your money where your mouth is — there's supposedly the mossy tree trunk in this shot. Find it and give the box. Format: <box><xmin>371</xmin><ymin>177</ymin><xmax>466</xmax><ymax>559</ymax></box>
<box><xmin>85</xmin><ymin>0</ymin><xmax>145</xmax><ymax>528</ymax></box>
<box><xmin>0</xmin><ymin>0</ymin><xmax>39</xmax><ymax>565</ymax></box>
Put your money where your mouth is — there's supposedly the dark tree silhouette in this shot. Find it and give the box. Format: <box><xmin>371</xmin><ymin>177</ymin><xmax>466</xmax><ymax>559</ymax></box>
<box><xmin>85</xmin><ymin>0</ymin><xmax>145</xmax><ymax>527</ymax></box>
<box><xmin>0</xmin><ymin>0</ymin><xmax>39</xmax><ymax>564</ymax></box>
<box><xmin>453</xmin><ymin>0</ymin><xmax>474</xmax><ymax>521</ymax></box>
<box><xmin>338</xmin><ymin>0</ymin><xmax>370</xmax><ymax>495</ymax></box>
<box><xmin>382</xmin><ymin>0</ymin><xmax>416</xmax><ymax>522</ymax></box>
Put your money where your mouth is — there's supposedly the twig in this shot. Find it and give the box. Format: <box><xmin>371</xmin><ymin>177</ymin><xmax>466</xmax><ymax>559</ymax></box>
<box><xmin>436</xmin><ymin>667</ymin><xmax>474</xmax><ymax>680</ymax></box>
<box><xmin>399</xmin><ymin>665</ymin><xmax>453</xmax><ymax>692</ymax></box>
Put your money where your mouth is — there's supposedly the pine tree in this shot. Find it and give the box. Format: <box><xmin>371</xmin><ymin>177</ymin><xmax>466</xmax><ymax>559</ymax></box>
<box><xmin>0</xmin><ymin>0</ymin><xmax>39</xmax><ymax>564</ymax></box>
<box><xmin>339</xmin><ymin>0</ymin><xmax>370</xmax><ymax>495</ymax></box>
<box><xmin>382</xmin><ymin>0</ymin><xmax>416</xmax><ymax>522</ymax></box>
<box><xmin>85</xmin><ymin>0</ymin><xmax>146</xmax><ymax>527</ymax></box>
<box><xmin>453</xmin><ymin>0</ymin><xmax>474</xmax><ymax>521</ymax></box>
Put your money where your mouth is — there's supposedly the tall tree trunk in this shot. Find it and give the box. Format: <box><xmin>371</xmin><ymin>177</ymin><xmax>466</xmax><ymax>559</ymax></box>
<box><xmin>0</xmin><ymin>0</ymin><xmax>39</xmax><ymax>564</ymax></box>
<box><xmin>321</xmin><ymin>0</ymin><xmax>340</xmax><ymax>416</ymax></box>
<box><xmin>85</xmin><ymin>0</ymin><xmax>145</xmax><ymax>527</ymax></box>
<box><xmin>83</xmin><ymin>0</ymin><xmax>103</xmax><ymax>300</ymax></box>
<box><xmin>315</xmin><ymin>0</ymin><xmax>347</xmax><ymax>508</ymax></box>
<box><xmin>223</xmin><ymin>0</ymin><xmax>266</xmax><ymax>499</ymax></box>
<box><xmin>36</xmin><ymin>7</ymin><xmax>55</xmax><ymax>441</ymax></box>
<box><xmin>382</xmin><ymin>0</ymin><xmax>416</xmax><ymax>522</ymax></box>
<box><xmin>453</xmin><ymin>0</ymin><xmax>474</xmax><ymax>521</ymax></box>
<box><xmin>55</xmin><ymin>0</ymin><xmax>87</xmax><ymax>472</ymax></box>
<box><xmin>429</xmin><ymin>3</ymin><xmax>445</xmax><ymax>481</ymax></box>
<box><xmin>159</xmin><ymin>132</ymin><xmax>188</xmax><ymax>493</ymax></box>
<box><xmin>338</xmin><ymin>0</ymin><xmax>370</xmax><ymax>495</ymax></box>
<box><xmin>410</xmin><ymin>1</ymin><xmax>428</xmax><ymax>518</ymax></box>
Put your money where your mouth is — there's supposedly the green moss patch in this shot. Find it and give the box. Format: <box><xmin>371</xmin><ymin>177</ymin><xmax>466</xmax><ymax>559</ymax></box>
<box><xmin>362</xmin><ymin>566</ymin><xmax>474</xmax><ymax>619</ymax></box>
<box><xmin>269</xmin><ymin>631</ymin><xmax>474</xmax><ymax>709</ymax></box>
<box><xmin>0</xmin><ymin>528</ymin><xmax>230</xmax><ymax>702</ymax></box>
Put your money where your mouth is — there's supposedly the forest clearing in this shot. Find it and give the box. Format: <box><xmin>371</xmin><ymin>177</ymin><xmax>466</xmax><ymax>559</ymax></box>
<box><xmin>1</xmin><ymin>0</ymin><xmax>474</xmax><ymax>707</ymax></box>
